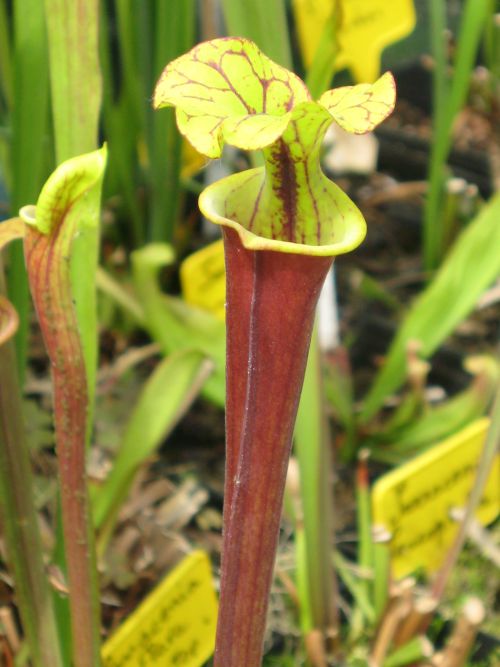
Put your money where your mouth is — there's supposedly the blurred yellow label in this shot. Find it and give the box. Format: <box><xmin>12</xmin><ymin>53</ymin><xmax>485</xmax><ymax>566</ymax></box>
<box><xmin>102</xmin><ymin>551</ymin><xmax>218</xmax><ymax>667</ymax></box>
<box><xmin>372</xmin><ymin>418</ymin><xmax>500</xmax><ymax>579</ymax></box>
<box><xmin>180</xmin><ymin>240</ymin><xmax>226</xmax><ymax>321</ymax></box>
<box><xmin>293</xmin><ymin>0</ymin><xmax>416</xmax><ymax>82</ymax></box>
<box><xmin>182</xmin><ymin>140</ymin><xmax>206</xmax><ymax>179</ymax></box>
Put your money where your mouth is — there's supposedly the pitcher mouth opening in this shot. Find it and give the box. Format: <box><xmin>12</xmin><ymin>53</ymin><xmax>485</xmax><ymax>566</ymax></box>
<box><xmin>199</xmin><ymin>167</ymin><xmax>367</xmax><ymax>257</ymax></box>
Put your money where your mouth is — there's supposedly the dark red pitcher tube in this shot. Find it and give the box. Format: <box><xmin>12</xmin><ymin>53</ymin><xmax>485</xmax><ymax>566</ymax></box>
<box><xmin>215</xmin><ymin>227</ymin><xmax>333</xmax><ymax>667</ymax></box>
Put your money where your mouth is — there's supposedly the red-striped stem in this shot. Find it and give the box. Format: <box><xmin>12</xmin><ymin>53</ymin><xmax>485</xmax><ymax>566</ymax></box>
<box><xmin>201</xmin><ymin>136</ymin><xmax>365</xmax><ymax>664</ymax></box>
<box><xmin>24</xmin><ymin>223</ymin><xmax>101</xmax><ymax>667</ymax></box>
<box><xmin>20</xmin><ymin>148</ymin><xmax>106</xmax><ymax>667</ymax></box>
<box><xmin>217</xmin><ymin>228</ymin><xmax>332</xmax><ymax>665</ymax></box>
<box><xmin>0</xmin><ymin>247</ymin><xmax>63</xmax><ymax>667</ymax></box>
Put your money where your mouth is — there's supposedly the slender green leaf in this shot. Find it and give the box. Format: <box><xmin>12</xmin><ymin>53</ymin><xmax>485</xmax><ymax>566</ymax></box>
<box><xmin>424</xmin><ymin>0</ymin><xmax>490</xmax><ymax>269</ymax></box>
<box><xmin>371</xmin><ymin>357</ymin><xmax>499</xmax><ymax>462</ymax></box>
<box><xmin>334</xmin><ymin>552</ymin><xmax>375</xmax><ymax>624</ymax></box>
<box><xmin>383</xmin><ymin>637</ymin><xmax>432</xmax><ymax>667</ymax></box>
<box><xmin>356</xmin><ymin>453</ymin><xmax>373</xmax><ymax>608</ymax></box>
<box><xmin>9</xmin><ymin>0</ymin><xmax>50</xmax><ymax>374</ymax></box>
<box><xmin>131</xmin><ymin>243</ymin><xmax>226</xmax><ymax>407</ymax></box>
<box><xmin>324</xmin><ymin>351</ymin><xmax>357</xmax><ymax>460</ymax></box>
<box><xmin>93</xmin><ymin>349</ymin><xmax>212</xmax><ymax>531</ymax></box>
<box><xmin>44</xmin><ymin>0</ymin><xmax>101</xmax><ymax>162</ymax></box>
<box><xmin>221</xmin><ymin>0</ymin><xmax>292</xmax><ymax>68</ymax></box>
<box><xmin>294</xmin><ymin>330</ymin><xmax>338</xmax><ymax>637</ymax></box>
<box><xmin>100</xmin><ymin>0</ymin><xmax>144</xmax><ymax>248</ymax></box>
<box><xmin>428</xmin><ymin>0</ymin><xmax>449</xmax><ymax>143</ymax></box>
<box><xmin>305</xmin><ymin>10</ymin><xmax>338</xmax><ymax>100</ymax></box>
<box><xmin>0</xmin><ymin>1</ymin><xmax>13</xmax><ymax>115</ymax></box>
<box><xmin>96</xmin><ymin>266</ymin><xmax>146</xmax><ymax>326</ymax></box>
<box><xmin>445</xmin><ymin>0</ymin><xmax>490</xmax><ymax>139</ymax></box>
<box><xmin>149</xmin><ymin>0</ymin><xmax>195</xmax><ymax>243</ymax></box>
<box><xmin>362</xmin><ymin>193</ymin><xmax>500</xmax><ymax>421</ymax></box>
<box><xmin>372</xmin><ymin>530</ymin><xmax>390</xmax><ymax>621</ymax></box>
<box><xmin>44</xmin><ymin>0</ymin><xmax>102</xmax><ymax>425</ymax></box>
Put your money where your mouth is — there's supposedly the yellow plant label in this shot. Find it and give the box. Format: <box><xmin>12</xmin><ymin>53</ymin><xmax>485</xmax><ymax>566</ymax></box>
<box><xmin>182</xmin><ymin>140</ymin><xmax>206</xmax><ymax>179</ymax></box>
<box><xmin>180</xmin><ymin>239</ymin><xmax>226</xmax><ymax>321</ymax></box>
<box><xmin>102</xmin><ymin>551</ymin><xmax>218</xmax><ymax>667</ymax></box>
<box><xmin>293</xmin><ymin>0</ymin><xmax>416</xmax><ymax>82</ymax></box>
<box><xmin>372</xmin><ymin>418</ymin><xmax>500</xmax><ymax>579</ymax></box>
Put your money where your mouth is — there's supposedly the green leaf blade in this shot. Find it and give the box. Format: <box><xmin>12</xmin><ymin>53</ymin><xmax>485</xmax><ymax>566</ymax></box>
<box><xmin>93</xmin><ymin>349</ymin><xmax>212</xmax><ymax>531</ymax></box>
<box><xmin>362</xmin><ymin>193</ymin><xmax>500</xmax><ymax>422</ymax></box>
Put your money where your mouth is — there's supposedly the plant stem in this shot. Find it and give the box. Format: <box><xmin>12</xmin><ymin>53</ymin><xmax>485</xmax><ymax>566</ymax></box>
<box><xmin>383</xmin><ymin>636</ymin><xmax>433</xmax><ymax>667</ymax></box>
<box><xmin>214</xmin><ymin>228</ymin><xmax>332</xmax><ymax>667</ymax></box>
<box><xmin>356</xmin><ymin>450</ymin><xmax>373</xmax><ymax>603</ymax></box>
<box><xmin>333</xmin><ymin>552</ymin><xmax>375</xmax><ymax>626</ymax></box>
<box><xmin>372</xmin><ymin>526</ymin><xmax>391</xmax><ymax>622</ymax></box>
<box><xmin>294</xmin><ymin>329</ymin><xmax>339</xmax><ymax>645</ymax></box>
<box><xmin>24</xmin><ymin>215</ymin><xmax>102</xmax><ymax>667</ymax></box>
<box><xmin>0</xmin><ymin>263</ymin><xmax>63</xmax><ymax>667</ymax></box>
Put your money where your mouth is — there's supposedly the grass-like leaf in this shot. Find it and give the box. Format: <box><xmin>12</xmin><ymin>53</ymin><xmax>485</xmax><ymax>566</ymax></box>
<box><xmin>362</xmin><ymin>193</ymin><xmax>500</xmax><ymax>422</ymax></box>
<box><xmin>9</xmin><ymin>0</ymin><xmax>50</xmax><ymax>374</ymax></box>
<box><xmin>424</xmin><ymin>0</ymin><xmax>490</xmax><ymax>269</ymax></box>
<box><xmin>93</xmin><ymin>349</ymin><xmax>213</xmax><ymax>533</ymax></box>
<box><xmin>221</xmin><ymin>0</ymin><xmax>293</xmax><ymax>68</ymax></box>
<box><xmin>131</xmin><ymin>243</ymin><xmax>226</xmax><ymax>407</ymax></box>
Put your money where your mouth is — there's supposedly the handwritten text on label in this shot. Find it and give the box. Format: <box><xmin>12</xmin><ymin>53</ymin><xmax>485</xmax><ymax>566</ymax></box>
<box><xmin>102</xmin><ymin>551</ymin><xmax>218</xmax><ymax>667</ymax></box>
<box><xmin>372</xmin><ymin>418</ymin><xmax>500</xmax><ymax>579</ymax></box>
